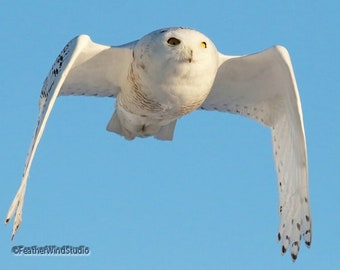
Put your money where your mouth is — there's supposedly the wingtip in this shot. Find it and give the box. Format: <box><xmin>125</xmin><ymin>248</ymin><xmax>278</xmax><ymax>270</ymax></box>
<box><xmin>291</xmin><ymin>253</ymin><xmax>298</xmax><ymax>262</ymax></box>
<box><xmin>11</xmin><ymin>223</ymin><xmax>20</xmax><ymax>241</ymax></box>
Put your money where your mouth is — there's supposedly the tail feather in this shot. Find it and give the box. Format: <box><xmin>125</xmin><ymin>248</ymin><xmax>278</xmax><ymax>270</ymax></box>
<box><xmin>106</xmin><ymin>111</ymin><xmax>122</xmax><ymax>134</ymax></box>
<box><xmin>154</xmin><ymin>120</ymin><xmax>176</xmax><ymax>141</ymax></box>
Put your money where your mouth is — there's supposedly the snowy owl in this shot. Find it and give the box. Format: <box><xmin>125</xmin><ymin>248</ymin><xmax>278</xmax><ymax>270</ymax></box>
<box><xmin>6</xmin><ymin>27</ymin><xmax>311</xmax><ymax>261</ymax></box>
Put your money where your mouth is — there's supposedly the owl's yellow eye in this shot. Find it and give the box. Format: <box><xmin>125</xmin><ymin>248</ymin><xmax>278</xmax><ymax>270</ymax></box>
<box><xmin>167</xmin><ymin>37</ymin><xmax>181</xmax><ymax>46</ymax></box>
<box><xmin>200</xmin><ymin>41</ymin><xmax>207</xmax><ymax>48</ymax></box>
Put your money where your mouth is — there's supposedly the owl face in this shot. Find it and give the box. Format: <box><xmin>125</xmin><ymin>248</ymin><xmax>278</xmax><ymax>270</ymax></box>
<box><xmin>133</xmin><ymin>27</ymin><xmax>219</xmax><ymax>79</ymax></box>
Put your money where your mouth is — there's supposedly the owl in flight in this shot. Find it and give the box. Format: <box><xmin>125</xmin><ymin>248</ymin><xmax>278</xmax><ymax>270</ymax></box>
<box><xmin>6</xmin><ymin>27</ymin><xmax>311</xmax><ymax>261</ymax></box>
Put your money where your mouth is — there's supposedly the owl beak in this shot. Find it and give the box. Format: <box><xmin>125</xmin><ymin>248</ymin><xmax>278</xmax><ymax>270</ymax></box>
<box><xmin>181</xmin><ymin>49</ymin><xmax>193</xmax><ymax>63</ymax></box>
<box><xmin>188</xmin><ymin>50</ymin><xmax>193</xmax><ymax>63</ymax></box>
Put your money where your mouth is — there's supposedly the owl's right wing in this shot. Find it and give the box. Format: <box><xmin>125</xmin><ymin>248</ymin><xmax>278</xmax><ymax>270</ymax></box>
<box><xmin>6</xmin><ymin>35</ymin><xmax>135</xmax><ymax>239</ymax></box>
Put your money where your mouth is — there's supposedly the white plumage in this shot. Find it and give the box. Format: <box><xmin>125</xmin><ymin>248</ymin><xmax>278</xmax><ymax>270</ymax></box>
<box><xmin>6</xmin><ymin>27</ymin><xmax>311</xmax><ymax>261</ymax></box>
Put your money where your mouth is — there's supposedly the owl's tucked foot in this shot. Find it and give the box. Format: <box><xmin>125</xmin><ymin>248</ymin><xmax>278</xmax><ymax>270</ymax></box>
<box><xmin>106</xmin><ymin>109</ymin><xmax>176</xmax><ymax>141</ymax></box>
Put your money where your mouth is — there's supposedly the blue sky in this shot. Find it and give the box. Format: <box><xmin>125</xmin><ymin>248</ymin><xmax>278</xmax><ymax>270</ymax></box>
<box><xmin>1</xmin><ymin>1</ymin><xmax>339</xmax><ymax>269</ymax></box>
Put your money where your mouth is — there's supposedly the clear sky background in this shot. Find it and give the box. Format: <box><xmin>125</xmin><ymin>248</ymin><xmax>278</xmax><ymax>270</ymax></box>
<box><xmin>1</xmin><ymin>1</ymin><xmax>339</xmax><ymax>269</ymax></box>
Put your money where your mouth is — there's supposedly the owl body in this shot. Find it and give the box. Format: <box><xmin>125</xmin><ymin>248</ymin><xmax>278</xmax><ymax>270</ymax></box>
<box><xmin>109</xmin><ymin>28</ymin><xmax>219</xmax><ymax>140</ymax></box>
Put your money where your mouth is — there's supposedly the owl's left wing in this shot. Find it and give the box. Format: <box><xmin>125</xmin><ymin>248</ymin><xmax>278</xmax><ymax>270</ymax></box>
<box><xmin>6</xmin><ymin>35</ymin><xmax>135</xmax><ymax>239</ymax></box>
<box><xmin>201</xmin><ymin>46</ymin><xmax>311</xmax><ymax>261</ymax></box>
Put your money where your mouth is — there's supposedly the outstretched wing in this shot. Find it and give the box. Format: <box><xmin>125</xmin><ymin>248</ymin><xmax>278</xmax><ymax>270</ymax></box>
<box><xmin>6</xmin><ymin>35</ymin><xmax>135</xmax><ymax>238</ymax></box>
<box><xmin>201</xmin><ymin>46</ymin><xmax>311</xmax><ymax>261</ymax></box>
